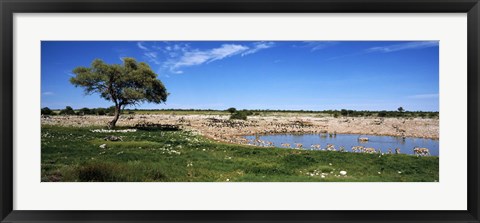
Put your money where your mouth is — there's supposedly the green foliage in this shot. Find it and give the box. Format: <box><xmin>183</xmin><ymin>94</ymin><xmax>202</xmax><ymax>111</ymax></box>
<box><xmin>107</xmin><ymin>106</ymin><xmax>116</xmax><ymax>116</ymax></box>
<box><xmin>70</xmin><ymin>58</ymin><xmax>168</xmax><ymax>106</ymax></box>
<box><xmin>78</xmin><ymin>107</ymin><xmax>91</xmax><ymax>115</ymax></box>
<box><xmin>70</xmin><ymin>58</ymin><xmax>168</xmax><ymax>128</ymax></box>
<box><xmin>41</xmin><ymin>107</ymin><xmax>53</xmax><ymax>115</ymax></box>
<box><xmin>230</xmin><ymin>111</ymin><xmax>248</xmax><ymax>120</ymax></box>
<box><xmin>95</xmin><ymin>108</ymin><xmax>107</xmax><ymax>116</ymax></box>
<box><xmin>378</xmin><ymin>111</ymin><xmax>387</xmax><ymax>117</ymax></box>
<box><xmin>226</xmin><ymin>107</ymin><xmax>237</xmax><ymax>114</ymax></box>
<box><xmin>59</xmin><ymin>106</ymin><xmax>75</xmax><ymax>115</ymax></box>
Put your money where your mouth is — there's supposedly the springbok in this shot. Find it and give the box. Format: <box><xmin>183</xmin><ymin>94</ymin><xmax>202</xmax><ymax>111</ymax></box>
<box><xmin>326</xmin><ymin>144</ymin><xmax>336</xmax><ymax>151</ymax></box>
<box><xmin>351</xmin><ymin>146</ymin><xmax>364</xmax><ymax>153</ymax></box>
<box><xmin>413</xmin><ymin>147</ymin><xmax>430</xmax><ymax>156</ymax></box>
<box><xmin>281</xmin><ymin>143</ymin><xmax>291</xmax><ymax>148</ymax></box>
<box><xmin>358</xmin><ymin>137</ymin><xmax>369</xmax><ymax>142</ymax></box>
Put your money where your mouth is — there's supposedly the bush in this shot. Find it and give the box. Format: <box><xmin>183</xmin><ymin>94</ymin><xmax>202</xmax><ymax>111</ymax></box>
<box><xmin>59</xmin><ymin>106</ymin><xmax>75</xmax><ymax>115</ymax></box>
<box><xmin>230</xmin><ymin>111</ymin><xmax>248</xmax><ymax>120</ymax></box>
<box><xmin>378</xmin><ymin>111</ymin><xmax>387</xmax><ymax>117</ymax></box>
<box><xmin>78</xmin><ymin>107</ymin><xmax>91</xmax><ymax>115</ymax></box>
<box><xmin>96</xmin><ymin>108</ymin><xmax>106</xmax><ymax>115</ymax></box>
<box><xmin>226</xmin><ymin>107</ymin><xmax>237</xmax><ymax>114</ymax></box>
<box><xmin>41</xmin><ymin>107</ymin><xmax>53</xmax><ymax>115</ymax></box>
<box><xmin>107</xmin><ymin>106</ymin><xmax>116</xmax><ymax>116</ymax></box>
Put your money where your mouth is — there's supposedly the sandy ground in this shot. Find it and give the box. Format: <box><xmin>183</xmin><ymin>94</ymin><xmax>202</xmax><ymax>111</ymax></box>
<box><xmin>41</xmin><ymin>114</ymin><xmax>439</xmax><ymax>145</ymax></box>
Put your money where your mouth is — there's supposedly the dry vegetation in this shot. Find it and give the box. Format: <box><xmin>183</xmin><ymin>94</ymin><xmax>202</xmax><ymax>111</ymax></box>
<box><xmin>42</xmin><ymin>114</ymin><xmax>439</xmax><ymax>145</ymax></box>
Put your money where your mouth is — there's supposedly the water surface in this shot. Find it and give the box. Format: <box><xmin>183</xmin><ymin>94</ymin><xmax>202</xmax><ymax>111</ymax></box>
<box><xmin>244</xmin><ymin>134</ymin><xmax>439</xmax><ymax>156</ymax></box>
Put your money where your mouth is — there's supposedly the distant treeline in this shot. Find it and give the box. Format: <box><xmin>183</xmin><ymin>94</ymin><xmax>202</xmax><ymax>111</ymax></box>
<box><xmin>41</xmin><ymin>106</ymin><xmax>439</xmax><ymax>118</ymax></box>
<box><xmin>41</xmin><ymin>106</ymin><xmax>125</xmax><ymax>116</ymax></box>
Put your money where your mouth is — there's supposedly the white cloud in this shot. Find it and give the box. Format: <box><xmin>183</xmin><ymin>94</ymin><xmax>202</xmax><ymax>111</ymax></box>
<box><xmin>367</xmin><ymin>41</ymin><xmax>438</xmax><ymax>53</ymax></box>
<box><xmin>408</xmin><ymin>93</ymin><xmax>439</xmax><ymax>99</ymax></box>
<box><xmin>166</xmin><ymin>44</ymin><xmax>249</xmax><ymax>73</ymax></box>
<box><xmin>137</xmin><ymin>42</ymin><xmax>163</xmax><ymax>64</ymax></box>
<box><xmin>43</xmin><ymin>92</ymin><xmax>54</xmax><ymax>96</ymax></box>
<box><xmin>135</xmin><ymin>42</ymin><xmax>275</xmax><ymax>74</ymax></box>
<box><xmin>300</xmin><ymin>41</ymin><xmax>338</xmax><ymax>52</ymax></box>
<box><xmin>137</xmin><ymin>42</ymin><xmax>148</xmax><ymax>50</ymax></box>
<box><xmin>242</xmin><ymin>42</ymin><xmax>275</xmax><ymax>56</ymax></box>
<box><xmin>144</xmin><ymin>52</ymin><xmax>159</xmax><ymax>64</ymax></box>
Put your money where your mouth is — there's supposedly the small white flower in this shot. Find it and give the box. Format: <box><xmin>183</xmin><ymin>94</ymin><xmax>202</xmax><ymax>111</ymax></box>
<box><xmin>329</xmin><ymin>163</ymin><xmax>332</xmax><ymax>166</ymax></box>
<box><xmin>339</xmin><ymin>171</ymin><xmax>347</xmax><ymax>176</ymax></box>
<box><xmin>226</xmin><ymin>179</ymin><xmax>230</xmax><ymax>182</ymax></box>
<box><xmin>321</xmin><ymin>175</ymin><xmax>325</xmax><ymax>178</ymax></box>
<box><xmin>378</xmin><ymin>172</ymin><xmax>381</xmax><ymax>174</ymax></box>
<box><xmin>398</xmin><ymin>171</ymin><xmax>402</xmax><ymax>174</ymax></box>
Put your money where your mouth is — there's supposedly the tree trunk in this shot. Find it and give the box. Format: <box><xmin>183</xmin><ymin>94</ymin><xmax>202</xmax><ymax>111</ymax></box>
<box><xmin>108</xmin><ymin>105</ymin><xmax>121</xmax><ymax>129</ymax></box>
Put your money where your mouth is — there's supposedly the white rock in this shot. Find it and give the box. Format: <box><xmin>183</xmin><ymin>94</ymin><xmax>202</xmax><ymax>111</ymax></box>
<box><xmin>339</xmin><ymin>171</ymin><xmax>347</xmax><ymax>176</ymax></box>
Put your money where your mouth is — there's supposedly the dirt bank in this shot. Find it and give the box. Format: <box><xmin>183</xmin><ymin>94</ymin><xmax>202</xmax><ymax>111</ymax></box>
<box><xmin>41</xmin><ymin>114</ymin><xmax>439</xmax><ymax>145</ymax></box>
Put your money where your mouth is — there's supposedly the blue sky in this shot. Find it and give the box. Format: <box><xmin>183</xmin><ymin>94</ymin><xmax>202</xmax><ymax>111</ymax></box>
<box><xmin>41</xmin><ymin>41</ymin><xmax>439</xmax><ymax>111</ymax></box>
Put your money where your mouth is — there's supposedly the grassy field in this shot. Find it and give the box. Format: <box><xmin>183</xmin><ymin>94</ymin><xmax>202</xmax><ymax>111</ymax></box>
<box><xmin>41</xmin><ymin>125</ymin><xmax>439</xmax><ymax>182</ymax></box>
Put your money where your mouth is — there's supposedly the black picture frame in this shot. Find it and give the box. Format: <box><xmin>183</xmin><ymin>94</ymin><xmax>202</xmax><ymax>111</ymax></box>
<box><xmin>1</xmin><ymin>0</ymin><xmax>479</xmax><ymax>222</ymax></box>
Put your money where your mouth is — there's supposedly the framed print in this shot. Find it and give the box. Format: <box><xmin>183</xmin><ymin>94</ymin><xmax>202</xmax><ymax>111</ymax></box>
<box><xmin>1</xmin><ymin>0</ymin><xmax>479</xmax><ymax>222</ymax></box>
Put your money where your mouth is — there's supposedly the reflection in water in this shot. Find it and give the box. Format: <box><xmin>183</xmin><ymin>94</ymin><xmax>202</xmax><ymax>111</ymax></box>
<box><xmin>244</xmin><ymin>134</ymin><xmax>439</xmax><ymax>156</ymax></box>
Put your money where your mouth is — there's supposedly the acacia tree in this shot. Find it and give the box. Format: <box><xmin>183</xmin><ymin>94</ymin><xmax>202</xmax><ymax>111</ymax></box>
<box><xmin>70</xmin><ymin>58</ymin><xmax>168</xmax><ymax>129</ymax></box>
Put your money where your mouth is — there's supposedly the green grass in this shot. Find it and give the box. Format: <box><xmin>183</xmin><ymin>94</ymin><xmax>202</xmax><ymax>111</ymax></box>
<box><xmin>41</xmin><ymin>125</ymin><xmax>439</xmax><ymax>182</ymax></box>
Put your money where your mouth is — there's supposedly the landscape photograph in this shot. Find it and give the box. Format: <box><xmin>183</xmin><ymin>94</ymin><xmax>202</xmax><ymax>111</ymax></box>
<box><xmin>41</xmin><ymin>40</ymin><xmax>439</xmax><ymax>182</ymax></box>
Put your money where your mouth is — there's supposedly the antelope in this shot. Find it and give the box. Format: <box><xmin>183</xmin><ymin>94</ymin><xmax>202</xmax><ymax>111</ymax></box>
<box><xmin>358</xmin><ymin>137</ymin><xmax>369</xmax><ymax>142</ymax></box>
<box><xmin>326</xmin><ymin>144</ymin><xmax>336</xmax><ymax>151</ymax></box>
<box><xmin>351</xmin><ymin>146</ymin><xmax>364</xmax><ymax>153</ymax></box>
<box><xmin>413</xmin><ymin>147</ymin><xmax>430</xmax><ymax>156</ymax></box>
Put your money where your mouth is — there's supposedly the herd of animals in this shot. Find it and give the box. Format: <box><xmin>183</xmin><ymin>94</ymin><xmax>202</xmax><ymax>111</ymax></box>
<box><xmin>247</xmin><ymin>137</ymin><xmax>432</xmax><ymax>156</ymax></box>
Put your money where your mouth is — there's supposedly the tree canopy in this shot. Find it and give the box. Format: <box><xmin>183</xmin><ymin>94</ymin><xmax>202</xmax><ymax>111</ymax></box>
<box><xmin>70</xmin><ymin>58</ymin><xmax>168</xmax><ymax>128</ymax></box>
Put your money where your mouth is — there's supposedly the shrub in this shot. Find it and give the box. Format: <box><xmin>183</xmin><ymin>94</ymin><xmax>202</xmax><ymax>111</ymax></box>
<box><xmin>377</xmin><ymin>111</ymin><xmax>387</xmax><ymax>117</ymax></box>
<box><xmin>107</xmin><ymin>106</ymin><xmax>116</xmax><ymax>116</ymax></box>
<box><xmin>230</xmin><ymin>111</ymin><xmax>248</xmax><ymax>120</ymax></box>
<box><xmin>59</xmin><ymin>106</ymin><xmax>75</xmax><ymax>115</ymax></box>
<box><xmin>96</xmin><ymin>108</ymin><xmax>106</xmax><ymax>115</ymax></box>
<box><xmin>226</xmin><ymin>107</ymin><xmax>237</xmax><ymax>114</ymax></box>
<box><xmin>78</xmin><ymin>107</ymin><xmax>91</xmax><ymax>115</ymax></box>
<box><xmin>41</xmin><ymin>107</ymin><xmax>53</xmax><ymax>115</ymax></box>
